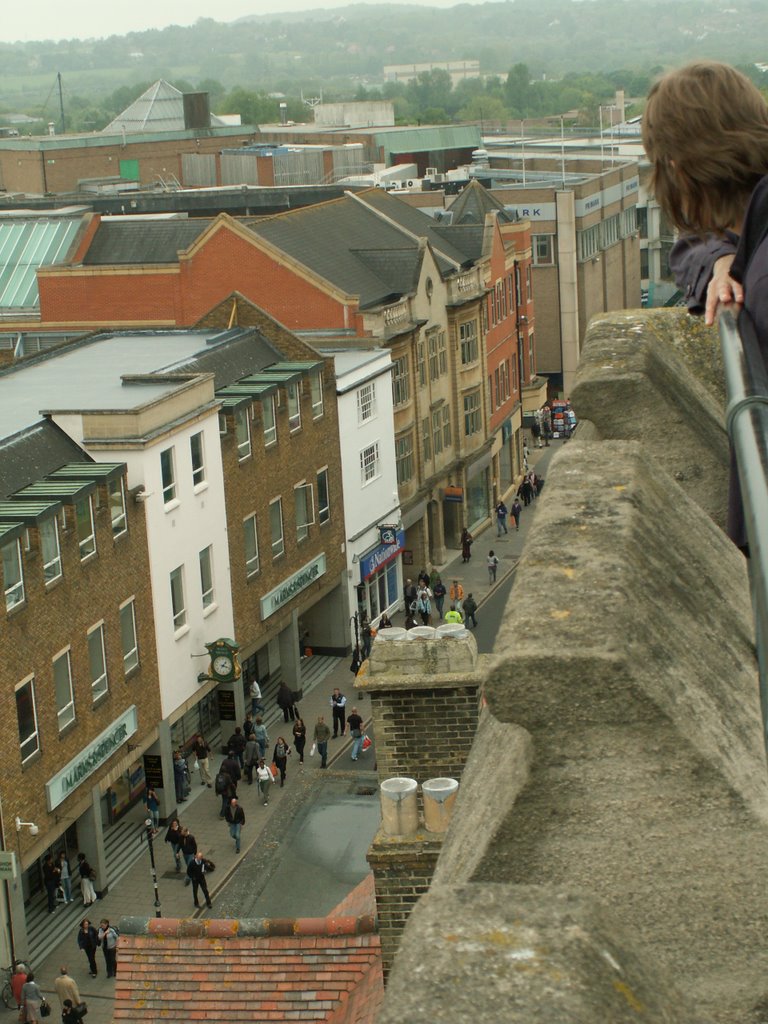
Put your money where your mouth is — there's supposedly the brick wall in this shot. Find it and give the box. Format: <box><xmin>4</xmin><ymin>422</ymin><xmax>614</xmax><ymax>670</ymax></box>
<box><xmin>367</xmin><ymin>831</ymin><xmax>443</xmax><ymax>978</ymax></box>
<box><xmin>0</xmin><ymin>474</ymin><xmax>160</xmax><ymax>864</ymax></box>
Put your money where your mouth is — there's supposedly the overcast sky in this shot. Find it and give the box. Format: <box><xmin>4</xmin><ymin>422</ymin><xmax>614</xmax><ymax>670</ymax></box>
<box><xmin>7</xmin><ymin>0</ymin><xmax>467</xmax><ymax>44</ymax></box>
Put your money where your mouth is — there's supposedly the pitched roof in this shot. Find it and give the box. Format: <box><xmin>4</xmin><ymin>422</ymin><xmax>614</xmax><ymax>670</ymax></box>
<box><xmin>0</xmin><ymin>421</ymin><xmax>91</xmax><ymax>500</ymax></box>
<box><xmin>448</xmin><ymin>179</ymin><xmax>513</xmax><ymax>225</ymax></box>
<box><xmin>83</xmin><ymin>218</ymin><xmax>212</xmax><ymax>265</ymax></box>
<box><xmin>102</xmin><ymin>79</ymin><xmax>229</xmax><ymax>134</ymax></box>
<box><xmin>113</xmin><ymin>911</ymin><xmax>383</xmax><ymax>1023</ymax></box>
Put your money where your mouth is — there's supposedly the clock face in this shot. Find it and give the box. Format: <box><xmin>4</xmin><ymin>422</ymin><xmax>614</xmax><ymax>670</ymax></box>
<box><xmin>213</xmin><ymin>655</ymin><xmax>233</xmax><ymax>677</ymax></box>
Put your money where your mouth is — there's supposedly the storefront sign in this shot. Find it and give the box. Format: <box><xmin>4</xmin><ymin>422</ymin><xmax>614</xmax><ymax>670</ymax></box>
<box><xmin>379</xmin><ymin>525</ymin><xmax>399</xmax><ymax>546</ymax></box>
<box><xmin>443</xmin><ymin>485</ymin><xmax>464</xmax><ymax>503</ymax></box>
<box><xmin>217</xmin><ymin>689</ymin><xmax>237</xmax><ymax>721</ymax></box>
<box><xmin>143</xmin><ymin>754</ymin><xmax>164</xmax><ymax>789</ymax></box>
<box><xmin>0</xmin><ymin>852</ymin><xmax>17</xmax><ymax>881</ymax></box>
<box><xmin>46</xmin><ymin>705</ymin><xmax>138</xmax><ymax>811</ymax></box>
<box><xmin>360</xmin><ymin>530</ymin><xmax>406</xmax><ymax>581</ymax></box>
<box><xmin>260</xmin><ymin>553</ymin><xmax>327</xmax><ymax>620</ymax></box>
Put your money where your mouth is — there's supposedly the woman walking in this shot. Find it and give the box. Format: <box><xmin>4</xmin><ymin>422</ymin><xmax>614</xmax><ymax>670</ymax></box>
<box><xmin>256</xmin><ymin>758</ymin><xmax>275</xmax><ymax>805</ymax></box>
<box><xmin>292</xmin><ymin>717</ymin><xmax>307</xmax><ymax>768</ymax></box>
<box><xmin>77</xmin><ymin>918</ymin><xmax>100</xmax><ymax>977</ymax></box>
<box><xmin>272</xmin><ymin>736</ymin><xmax>291</xmax><ymax>787</ymax></box>
<box><xmin>460</xmin><ymin>527</ymin><xmax>473</xmax><ymax>562</ymax></box>
<box><xmin>58</xmin><ymin>850</ymin><xmax>73</xmax><ymax>904</ymax></box>
<box><xmin>144</xmin><ymin>785</ymin><xmax>160</xmax><ymax>832</ymax></box>
<box><xmin>416</xmin><ymin>584</ymin><xmax>432</xmax><ymax>625</ymax></box>
<box><xmin>164</xmin><ymin>817</ymin><xmax>183</xmax><ymax>872</ymax></box>
<box><xmin>20</xmin><ymin>971</ymin><xmax>44</xmax><ymax>1022</ymax></box>
<box><xmin>77</xmin><ymin>853</ymin><xmax>97</xmax><ymax>906</ymax></box>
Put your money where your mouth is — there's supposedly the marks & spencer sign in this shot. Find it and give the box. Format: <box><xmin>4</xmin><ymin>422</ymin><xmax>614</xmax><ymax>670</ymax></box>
<box><xmin>46</xmin><ymin>706</ymin><xmax>138</xmax><ymax>811</ymax></box>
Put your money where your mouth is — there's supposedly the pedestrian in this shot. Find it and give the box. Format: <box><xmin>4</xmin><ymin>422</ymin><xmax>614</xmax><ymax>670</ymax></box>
<box><xmin>43</xmin><ymin>852</ymin><xmax>60</xmax><ymax>914</ymax></box>
<box><xmin>404</xmin><ymin>609</ymin><xmax>418</xmax><ymax>630</ymax></box>
<box><xmin>220</xmin><ymin>748</ymin><xmax>242</xmax><ymax>789</ymax></box>
<box><xmin>272</xmin><ymin>736</ymin><xmax>291</xmax><ymax>786</ymax></box>
<box><xmin>54</xmin><ymin>966</ymin><xmax>80</xmax><ymax>1012</ymax></box>
<box><xmin>348</xmin><ymin>706</ymin><xmax>364</xmax><ymax>761</ymax></box>
<box><xmin>416</xmin><ymin>583</ymin><xmax>432</xmax><ymax>625</ymax></box>
<box><xmin>225</xmin><ymin>797</ymin><xmax>245</xmax><ymax>854</ymax></box>
<box><xmin>186</xmin><ymin>850</ymin><xmax>213</xmax><ymax>909</ymax></box>
<box><xmin>432</xmin><ymin>577</ymin><xmax>446</xmax><ymax>619</ymax></box>
<box><xmin>253</xmin><ymin>717</ymin><xmax>269</xmax><ymax>761</ymax></box>
<box><xmin>449</xmin><ymin>579</ymin><xmax>464</xmax><ymax>614</ymax></box>
<box><xmin>417</xmin><ymin>567</ymin><xmax>430</xmax><ymax>587</ymax></box>
<box><xmin>164</xmin><ymin>817</ymin><xmax>183</xmax><ymax>872</ymax></box>
<box><xmin>57</xmin><ymin>851</ymin><xmax>73</xmax><ymax>905</ymax></box>
<box><xmin>227</xmin><ymin>726</ymin><xmax>247</xmax><ymax>769</ymax></box>
<box><xmin>144</xmin><ymin>785</ymin><xmax>160</xmax><ymax>832</ymax></box>
<box><xmin>62</xmin><ymin>1000</ymin><xmax>82</xmax><ymax>1024</ymax></box>
<box><xmin>76</xmin><ymin>853</ymin><xmax>97</xmax><ymax>906</ymax></box>
<box><xmin>463</xmin><ymin>593</ymin><xmax>478</xmax><ymax>628</ymax></box>
<box><xmin>242</xmin><ymin>711</ymin><xmax>255</xmax><ymax>738</ymax></box>
<box><xmin>644</xmin><ymin>61</ymin><xmax>768</xmax><ymax>552</ymax></box>
<box><xmin>487</xmin><ymin>550</ymin><xmax>499</xmax><ymax>584</ymax></box>
<box><xmin>330</xmin><ymin>687</ymin><xmax>347</xmax><ymax>737</ymax></box>
<box><xmin>250</xmin><ymin>678</ymin><xmax>265</xmax><ymax>716</ymax></box>
<box><xmin>11</xmin><ymin>964</ymin><xmax>27</xmax><ymax>1011</ymax></box>
<box><xmin>180</xmin><ymin>826</ymin><xmax>197</xmax><ymax>884</ymax></box>
<box><xmin>532</xmin><ymin>414</ymin><xmax>543</xmax><ymax>448</ymax></box>
<box><xmin>77</xmin><ymin>919</ymin><xmax>99</xmax><ymax>977</ymax></box>
<box><xmin>244</xmin><ymin>731</ymin><xmax>259</xmax><ymax>784</ymax></box>
<box><xmin>511</xmin><ymin>498</ymin><xmax>522</xmax><ymax>531</ymax></box>
<box><xmin>97</xmin><ymin>918</ymin><xmax>119</xmax><ymax>978</ymax></box>
<box><xmin>518</xmin><ymin>477</ymin><xmax>533</xmax><ymax>506</ymax></box>
<box><xmin>215</xmin><ymin>764</ymin><xmax>237</xmax><ymax>818</ymax></box>
<box><xmin>20</xmin><ymin>970</ymin><xmax>43</xmax><ymax>1023</ymax></box>
<box><xmin>496</xmin><ymin>500</ymin><xmax>509</xmax><ymax>535</ymax></box>
<box><xmin>444</xmin><ymin>604</ymin><xmax>463</xmax><ymax>625</ymax></box>
<box><xmin>403</xmin><ymin>577</ymin><xmax>417</xmax><ymax>612</ymax></box>
<box><xmin>361</xmin><ymin>614</ymin><xmax>374</xmax><ymax>658</ymax></box>
<box><xmin>461</xmin><ymin>527</ymin><xmax>473</xmax><ymax>562</ymax></box>
<box><xmin>277</xmin><ymin>681</ymin><xmax>297</xmax><ymax>722</ymax></box>
<box><xmin>256</xmin><ymin>758</ymin><xmax>275</xmax><ymax>804</ymax></box>
<box><xmin>314</xmin><ymin>715</ymin><xmax>331</xmax><ymax>768</ymax></box>
<box><xmin>193</xmin><ymin>733</ymin><xmax>213</xmax><ymax>787</ymax></box>
<box><xmin>528</xmin><ymin>470</ymin><xmax>538</xmax><ymax>498</ymax></box>
<box><xmin>173</xmin><ymin>750</ymin><xmax>189</xmax><ymax>803</ymax></box>
<box><xmin>292</xmin><ymin>717</ymin><xmax>307</xmax><ymax>768</ymax></box>
<box><xmin>536</xmin><ymin>475</ymin><xmax>544</xmax><ymax>497</ymax></box>
<box><xmin>378</xmin><ymin>612</ymin><xmax>393</xmax><ymax>629</ymax></box>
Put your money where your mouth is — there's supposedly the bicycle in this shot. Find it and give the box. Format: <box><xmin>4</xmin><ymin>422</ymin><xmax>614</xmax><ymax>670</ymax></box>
<box><xmin>1</xmin><ymin>960</ymin><xmax>30</xmax><ymax>1009</ymax></box>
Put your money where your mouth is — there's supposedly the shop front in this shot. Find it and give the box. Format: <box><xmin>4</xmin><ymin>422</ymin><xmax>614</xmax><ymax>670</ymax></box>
<box><xmin>357</xmin><ymin>529</ymin><xmax>405</xmax><ymax>623</ymax></box>
<box><xmin>465</xmin><ymin>451</ymin><xmax>493</xmax><ymax>532</ymax></box>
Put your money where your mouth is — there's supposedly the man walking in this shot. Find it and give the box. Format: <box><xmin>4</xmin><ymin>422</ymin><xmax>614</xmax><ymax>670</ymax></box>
<box><xmin>445</xmin><ymin>604</ymin><xmax>463</xmax><ymax>625</ymax></box>
<box><xmin>348</xmin><ymin>707</ymin><xmax>364</xmax><ymax>761</ymax></box>
<box><xmin>463</xmin><ymin>593</ymin><xmax>478</xmax><ymax>628</ymax></box>
<box><xmin>511</xmin><ymin>498</ymin><xmax>522</xmax><ymax>531</ymax></box>
<box><xmin>192</xmin><ymin>733</ymin><xmax>212</xmax><ymax>788</ymax></box>
<box><xmin>495</xmin><ymin>500</ymin><xmax>509</xmax><ymax>535</ymax></box>
<box><xmin>180</xmin><ymin>827</ymin><xmax>197</xmax><ymax>885</ymax></box>
<box><xmin>487</xmin><ymin>550</ymin><xmax>499</xmax><ymax>584</ymax></box>
<box><xmin>330</xmin><ymin>688</ymin><xmax>347</xmax><ymax>738</ymax></box>
<box><xmin>186</xmin><ymin>850</ymin><xmax>212</xmax><ymax>909</ymax></box>
<box><xmin>43</xmin><ymin>852</ymin><xmax>60</xmax><ymax>914</ymax></box>
<box><xmin>225</xmin><ymin>797</ymin><xmax>245</xmax><ymax>854</ymax></box>
<box><xmin>250</xmin><ymin>679</ymin><xmax>264</xmax><ymax>716</ymax></box>
<box><xmin>53</xmin><ymin>967</ymin><xmax>80</xmax><ymax>1011</ymax></box>
<box><xmin>314</xmin><ymin>715</ymin><xmax>331</xmax><ymax>768</ymax></box>
<box><xmin>449</xmin><ymin>579</ymin><xmax>464</xmax><ymax>615</ymax></box>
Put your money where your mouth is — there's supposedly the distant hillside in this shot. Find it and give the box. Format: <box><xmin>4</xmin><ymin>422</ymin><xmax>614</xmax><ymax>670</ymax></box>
<box><xmin>1</xmin><ymin>0</ymin><xmax>765</xmax><ymax>114</ymax></box>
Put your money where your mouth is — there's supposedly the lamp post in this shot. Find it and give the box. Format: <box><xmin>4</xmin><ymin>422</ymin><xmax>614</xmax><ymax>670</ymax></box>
<box><xmin>143</xmin><ymin>820</ymin><xmax>162</xmax><ymax>918</ymax></box>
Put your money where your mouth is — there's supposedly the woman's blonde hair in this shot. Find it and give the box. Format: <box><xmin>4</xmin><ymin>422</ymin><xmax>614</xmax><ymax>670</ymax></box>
<box><xmin>643</xmin><ymin>62</ymin><xmax>768</xmax><ymax>233</ymax></box>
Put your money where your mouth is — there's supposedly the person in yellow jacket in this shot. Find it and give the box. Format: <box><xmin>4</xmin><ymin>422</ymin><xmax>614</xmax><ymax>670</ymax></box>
<box><xmin>444</xmin><ymin>605</ymin><xmax>464</xmax><ymax>625</ymax></box>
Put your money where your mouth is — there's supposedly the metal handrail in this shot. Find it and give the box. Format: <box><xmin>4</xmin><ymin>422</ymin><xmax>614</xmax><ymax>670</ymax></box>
<box><xmin>719</xmin><ymin>308</ymin><xmax>768</xmax><ymax>756</ymax></box>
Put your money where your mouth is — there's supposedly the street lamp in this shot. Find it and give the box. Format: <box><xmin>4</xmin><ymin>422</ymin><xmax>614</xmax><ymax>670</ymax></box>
<box><xmin>14</xmin><ymin>819</ymin><xmax>38</xmax><ymax>836</ymax></box>
<box><xmin>143</xmin><ymin>820</ymin><xmax>162</xmax><ymax>918</ymax></box>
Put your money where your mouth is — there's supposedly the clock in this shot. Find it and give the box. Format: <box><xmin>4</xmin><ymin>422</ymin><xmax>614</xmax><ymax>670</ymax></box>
<box><xmin>205</xmin><ymin>638</ymin><xmax>241</xmax><ymax>682</ymax></box>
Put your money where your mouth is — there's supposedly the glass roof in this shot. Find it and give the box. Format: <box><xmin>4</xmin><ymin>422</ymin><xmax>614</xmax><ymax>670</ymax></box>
<box><xmin>0</xmin><ymin>218</ymin><xmax>81</xmax><ymax>310</ymax></box>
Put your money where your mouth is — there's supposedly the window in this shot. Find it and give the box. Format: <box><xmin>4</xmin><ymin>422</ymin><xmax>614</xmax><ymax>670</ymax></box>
<box><xmin>53</xmin><ymin>649</ymin><xmax>75</xmax><ymax>731</ymax></box>
<box><xmin>360</xmin><ymin>442</ymin><xmax>380</xmax><ymax>484</ymax></box>
<box><xmin>243</xmin><ymin>515</ymin><xmax>260</xmax><ymax>577</ymax></box>
<box><xmin>88</xmin><ymin>624</ymin><xmax>109</xmax><ymax>701</ymax></box>
<box><xmin>601</xmin><ymin>213</ymin><xmax>621</xmax><ymax>249</ymax></box>
<box><xmin>235</xmin><ymin>407</ymin><xmax>251</xmax><ymax>461</ymax></box>
<box><xmin>511</xmin><ymin>355</ymin><xmax>518</xmax><ymax>392</ymax></box>
<box><xmin>317</xmin><ymin>468</ymin><xmax>330</xmax><ymax>525</ymax></box>
<box><xmin>577</xmin><ymin>224</ymin><xmax>601</xmax><ymax>262</ymax></box>
<box><xmin>199</xmin><ymin>546</ymin><xmax>215</xmax><ymax>609</ymax></box>
<box><xmin>463</xmin><ymin>390</ymin><xmax>481</xmax><ymax>436</ymax></box>
<box><xmin>395</xmin><ymin>432</ymin><xmax>414</xmax><ymax>484</ymax></box>
<box><xmin>494</xmin><ymin>367</ymin><xmax>501</xmax><ymax>408</ymax></box>
<box><xmin>533</xmin><ymin>235</ymin><xmax>554</xmax><ymax>265</ymax></box>
<box><xmin>160</xmin><ymin>447</ymin><xmax>176</xmax><ymax>503</ymax></box>
<box><xmin>75</xmin><ymin>496</ymin><xmax>96</xmax><ymax>560</ymax></box>
<box><xmin>357</xmin><ymin>382</ymin><xmax>376</xmax><ymax>423</ymax></box>
<box><xmin>488</xmin><ymin>292</ymin><xmax>496</xmax><ymax>327</ymax></box>
<box><xmin>428</xmin><ymin>331</ymin><xmax>440</xmax><ymax>381</ymax></box>
<box><xmin>515</xmin><ymin>265</ymin><xmax>522</xmax><ymax>306</ymax></box>
<box><xmin>270</xmin><ymin>498</ymin><xmax>284</xmax><ymax>558</ymax></box>
<box><xmin>170</xmin><ymin>566</ymin><xmax>187</xmax><ymax>631</ymax></box>
<box><xmin>438</xmin><ymin>331</ymin><xmax>447</xmax><ymax>375</ymax></box>
<box><xmin>495</xmin><ymin>282</ymin><xmax>503</xmax><ymax>322</ymax></box>
<box><xmin>636</xmin><ymin>206</ymin><xmax>647</xmax><ymax>237</ymax></box>
<box><xmin>442</xmin><ymin>405</ymin><xmax>452</xmax><ymax>448</ymax></box>
<box><xmin>16</xmin><ymin>678</ymin><xmax>39</xmax><ymax>763</ymax></box>
<box><xmin>262</xmin><ymin>395</ymin><xmax>277</xmax><ymax>447</ymax></box>
<box><xmin>526</xmin><ymin>265</ymin><xmax>532</xmax><ymax>301</ymax></box>
<box><xmin>295</xmin><ymin>482</ymin><xmax>314</xmax><ymax>542</ymax></box>
<box><xmin>640</xmin><ymin>248</ymin><xmax>649</xmax><ymax>280</ymax></box>
<box><xmin>416</xmin><ymin>339</ymin><xmax>426</xmax><ymax>386</ymax></box>
<box><xmin>190</xmin><ymin>432</ymin><xmax>206</xmax><ymax>486</ymax></box>
<box><xmin>287</xmin><ymin>382</ymin><xmax>301</xmax><ymax>432</ymax></box>
<box><xmin>392</xmin><ymin>356</ymin><xmax>410</xmax><ymax>407</ymax></box>
<box><xmin>310</xmin><ymin>371</ymin><xmax>324</xmax><ymax>418</ymax></box>
<box><xmin>40</xmin><ymin>517</ymin><xmax>62</xmax><ymax>584</ymax></box>
<box><xmin>529</xmin><ymin>332</ymin><xmax>536</xmax><ymax>378</ymax></box>
<box><xmin>432</xmin><ymin>409</ymin><xmax>443</xmax><ymax>456</ymax></box>
<box><xmin>218</xmin><ymin>412</ymin><xmax>228</xmax><ymax>435</ymax></box>
<box><xmin>621</xmin><ymin>206</ymin><xmax>637</xmax><ymax>238</ymax></box>
<box><xmin>460</xmin><ymin>320</ymin><xmax>478</xmax><ymax>365</ymax></box>
<box><xmin>108</xmin><ymin>478</ymin><xmax>127</xmax><ymax>537</ymax></box>
<box><xmin>120</xmin><ymin>599</ymin><xmax>139</xmax><ymax>674</ymax></box>
<box><xmin>422</xmin><ymin>417</ymin><xmax>432</xmax><ymax>462</ymax></box>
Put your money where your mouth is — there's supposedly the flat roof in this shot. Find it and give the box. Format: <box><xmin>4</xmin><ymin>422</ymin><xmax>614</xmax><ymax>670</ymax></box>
<box><xmin>0</xmin><ymin>329</ymin><xmax>231</xmax><ymax>441</ymax></box>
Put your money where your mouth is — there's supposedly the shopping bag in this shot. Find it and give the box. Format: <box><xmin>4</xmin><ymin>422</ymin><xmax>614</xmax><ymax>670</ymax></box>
<box><xmin>362</xmin><ymin>734</ymin><xmax>372</xmax><ymax>752</ymax></box>
<box><xmin>270</xmin><ymin>762</ymin><xmax>279</xmax><ymax>779</ymax></box>
<box><xmin>310</xmin><ymin>742</ymin><xmax>316</xmax><ymax>757</ymax></box>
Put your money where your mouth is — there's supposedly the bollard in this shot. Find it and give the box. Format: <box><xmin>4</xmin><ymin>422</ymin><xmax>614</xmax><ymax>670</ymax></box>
<box><xmin>422</xmin><ymin>777</ymin><xmax>459</xmax><ymax>833</ymax></box>
<box><xmin>380</xmin><ymin>777</ymin><xmax>419</xmax><ymax>836</ymax></box>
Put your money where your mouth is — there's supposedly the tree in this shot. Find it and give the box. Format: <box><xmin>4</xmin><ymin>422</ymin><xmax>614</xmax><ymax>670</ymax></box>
<box><xmin>505</xmin><ymin>63</ymin><xmax>531</xmax><ymax>117</ymax></box>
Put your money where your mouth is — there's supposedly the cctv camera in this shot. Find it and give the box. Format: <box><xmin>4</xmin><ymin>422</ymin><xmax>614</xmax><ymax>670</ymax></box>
<box><xmin>29</xmin><ymin>824</ymin><xmax>39</xmax><ymax>836</ymax></box>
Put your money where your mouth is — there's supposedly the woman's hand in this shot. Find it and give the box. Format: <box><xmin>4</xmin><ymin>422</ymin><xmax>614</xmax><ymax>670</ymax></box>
<box><xmin>705</xmin><ymin>254</ymin><xmax>744</xmax><ymax>325</ymax></box>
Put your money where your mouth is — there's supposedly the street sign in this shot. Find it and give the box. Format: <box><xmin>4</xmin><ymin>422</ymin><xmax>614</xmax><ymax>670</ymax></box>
<box><xmin>0</xmin><ymin>851</ymin><xmax>17</xmax><ymax>880</ymax></box>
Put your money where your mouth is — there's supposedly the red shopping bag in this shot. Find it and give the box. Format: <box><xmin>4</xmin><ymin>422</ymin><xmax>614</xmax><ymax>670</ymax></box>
<box><xmin>362</xmin><ymin>734</ymin><xmax>372</xmax><ymax>752</ymax></box>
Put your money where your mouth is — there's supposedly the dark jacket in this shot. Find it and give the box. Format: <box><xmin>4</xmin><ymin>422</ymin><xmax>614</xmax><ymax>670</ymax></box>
<box><xmin>77</xmin><ymin>924</ymin><xmax>99</xmax><ymax>952</ymax></box>
<box><xmin>181</xmin><ymin>832</ymin><xmax>197</xmax><ymax>858</ymax></box>
<box><xmin>193</xmin><ymin>737</ymin><xmax>210</xmax><ymax>759</ymax></box>
<box><xmin>225</xmin><ymin>803</ymin><xmax>245</xmax><ymax>826</ymax></box>
<box><xmin>186</xmin><ymin>857</ymin><xmax>208</xmax><ymax>885</ymax></box>
<box><xmin>220</xmin><ymin>755</ymin><xmax>241</xmax><ymax>784</ymax></box>
<box><xmin>164</xmin><ymin>824</ymin><xmax>182</xmax><ymax>849</ymax></box>
<box><xmin>227</xmin><ymin>731</ymin><xmax>246</xmax><ymax>755</ymax></box>
<box><xmin>277</xmin><ymin>683</ymin><xmax>294</xmax><ymax>709</ymax></box>
<box><xmin>463</xmin><ymin>596</ymin><xmax>478</xmax><ymax>616</ymax></box>
<box><xmin>77</xmin><ymin>857</ymin><xmax>94</xmax><ymax>880</ymax></box>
